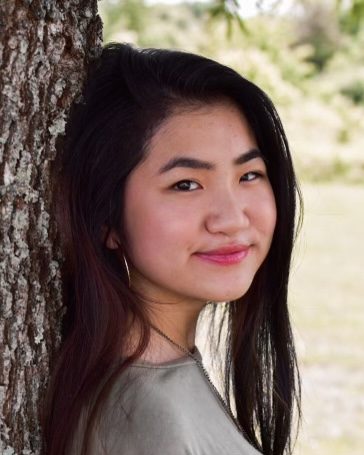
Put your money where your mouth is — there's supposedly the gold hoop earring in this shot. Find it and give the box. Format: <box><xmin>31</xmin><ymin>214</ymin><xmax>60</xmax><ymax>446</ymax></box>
<box><xmin>122</xmin><ymin>253</ymin><xmax>131</xmax><ymax>288</ymax></box>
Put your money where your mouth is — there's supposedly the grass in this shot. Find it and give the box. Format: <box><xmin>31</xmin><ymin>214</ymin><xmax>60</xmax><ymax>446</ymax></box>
<box><xmin>290</xmin><ymin>182</ymin><xmax>364</xmax><ymax>455</ymax></box>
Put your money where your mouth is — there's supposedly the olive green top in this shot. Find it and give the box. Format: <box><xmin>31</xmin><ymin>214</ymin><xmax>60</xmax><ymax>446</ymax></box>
<box><xmin>71</xmin><ymin>347</ymin><xmax>262</xmax><ymax>455</ymax></box>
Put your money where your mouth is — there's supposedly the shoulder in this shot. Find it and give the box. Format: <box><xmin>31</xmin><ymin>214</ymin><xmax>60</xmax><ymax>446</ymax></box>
<box><xmin>91</xmin><ymin>364</ymin><xmax>196</xmax><ymax>455</ymax></box>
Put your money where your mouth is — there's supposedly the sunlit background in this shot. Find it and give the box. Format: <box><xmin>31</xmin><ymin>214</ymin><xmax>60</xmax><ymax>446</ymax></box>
<box><xmin>98</xmin><ymin>1</ymin><xmax>364</xmax><ymax>453</ymax></box>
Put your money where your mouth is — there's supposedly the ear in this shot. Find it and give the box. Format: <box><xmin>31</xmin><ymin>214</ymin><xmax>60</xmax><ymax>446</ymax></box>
<box><xmin>101</xmin><ymin>225</ymin><xmax>120</xmax><ymax>250</ymax></box>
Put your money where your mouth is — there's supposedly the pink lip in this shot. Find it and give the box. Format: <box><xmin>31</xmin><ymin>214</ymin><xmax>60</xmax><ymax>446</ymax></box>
<box><xmin>194</xmin><ymin>244</ymin><xmax>250</xmax><ymax>265</ymax></box>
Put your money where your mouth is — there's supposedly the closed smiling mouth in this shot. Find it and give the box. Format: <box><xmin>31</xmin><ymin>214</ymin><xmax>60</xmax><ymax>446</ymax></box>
<box><xmin>194</xmin><ymin>244</ymin><xmax>251</xmax><ymax>265</ymax></box>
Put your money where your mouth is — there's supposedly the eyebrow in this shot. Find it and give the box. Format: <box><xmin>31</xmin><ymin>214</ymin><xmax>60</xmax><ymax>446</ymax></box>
<box><xmin>158</xmin><ymin>148</ymin><xmax>264</xmax><ymax>175</ymax></box>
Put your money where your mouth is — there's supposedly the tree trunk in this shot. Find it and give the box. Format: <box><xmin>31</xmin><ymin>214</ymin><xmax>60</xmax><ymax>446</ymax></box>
<box><xmin>0</xmin><ymin>2</ymin><xmax>102</xmax><ymax>453</ymax></box>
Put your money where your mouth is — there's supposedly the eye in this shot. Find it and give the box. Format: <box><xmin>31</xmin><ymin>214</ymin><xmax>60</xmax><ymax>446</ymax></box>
<box><xmin>172</xmin><ymin>180</ymin><xmax>201</xmax><ymax>192</ymax></box>
<box><xmin>240</xmin><ymin>171</ymin><xmax>264</xmax><ymax>182</ymax></box>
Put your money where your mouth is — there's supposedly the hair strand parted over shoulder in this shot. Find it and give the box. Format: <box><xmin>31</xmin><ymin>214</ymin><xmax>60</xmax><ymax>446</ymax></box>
<box><xmin>42</xmin><ymin>42</ymin><xmax>303</xmax><ymax>455</ymax></box>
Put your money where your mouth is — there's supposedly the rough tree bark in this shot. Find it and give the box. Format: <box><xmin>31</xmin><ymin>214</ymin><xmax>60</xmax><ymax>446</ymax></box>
<box><xmin>0</xmin><ymin>1</ymin><xmax>102</xmax><ymax>453</ymax></box>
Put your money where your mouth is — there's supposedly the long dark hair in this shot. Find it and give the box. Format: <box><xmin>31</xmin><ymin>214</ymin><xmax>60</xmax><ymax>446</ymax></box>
<box><xmin>42</xmin><ymin>42</ymin><xmax>303</xmax><ymax>455</ymax></box>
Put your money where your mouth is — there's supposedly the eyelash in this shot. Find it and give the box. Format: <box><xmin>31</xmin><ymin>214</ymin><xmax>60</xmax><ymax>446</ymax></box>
<box><xmin>240</xmin><ymin>171</ymin><xmax>264</xmax><ymax>182</ymax></box>
<box><xmin>171</xmin><ymin>172</ymin><xmax>264</xmax><ymax>192</ymax></box>
<box><xmin>172</xmin><ymin>179</ymin><xmax>201</xmax><ymax>193</ymax></box>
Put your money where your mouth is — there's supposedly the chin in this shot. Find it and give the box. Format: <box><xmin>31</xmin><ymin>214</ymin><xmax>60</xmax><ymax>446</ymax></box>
<box><xmin>198</xmin><ymin>285</ymin><xmax>252</xmax><ymax>304</ymax></box>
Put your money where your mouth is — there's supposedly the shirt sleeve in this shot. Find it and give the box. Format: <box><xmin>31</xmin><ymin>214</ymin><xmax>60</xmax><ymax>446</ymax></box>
<box><xmin>91</xmin><ymin>371</ymin><xmax>195</xmax><ymax>455</ymax></box>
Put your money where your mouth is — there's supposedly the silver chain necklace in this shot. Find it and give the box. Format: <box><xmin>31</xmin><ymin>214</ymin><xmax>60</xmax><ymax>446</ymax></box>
<box><xmin>150</xmin><ymin>324</ymin><xmax>254</xmax><ymax>446</ymax></box>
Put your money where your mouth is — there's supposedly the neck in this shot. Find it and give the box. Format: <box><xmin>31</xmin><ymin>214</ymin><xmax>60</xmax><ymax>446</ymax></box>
<box><xmin>152</xmin><ymin>316</ymin><xmax>196</xmax><ymax>350</ymax></box>
<box><xmin>147</xmin><ymin>297</ymin><xmax>207</xmax><ymax>349</ymax></box>
<box><xmin>125</xmin><ymin>299</ymin><xmax>207</xmax><ymax>363</ymax></box>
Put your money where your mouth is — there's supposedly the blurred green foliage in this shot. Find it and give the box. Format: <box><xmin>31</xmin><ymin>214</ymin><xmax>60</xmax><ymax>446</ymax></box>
<box><xmin>341</xmin><ymin>80</ymin><xmax>364</xmax><ymax>105</ymax></box>
<box><xmin>337</xmin><ymin>0</ymin><xmax>364</xmax><ymax>34</ymax></box>
<box><xmin>98</xmin><ymin>0</ymin><xmax>364</xmax><ymax>183</ymax></box>
<box><xmin>206</xmin><ymin>0</ymin><xmax>248</xmax><ymax>37</ymax></box>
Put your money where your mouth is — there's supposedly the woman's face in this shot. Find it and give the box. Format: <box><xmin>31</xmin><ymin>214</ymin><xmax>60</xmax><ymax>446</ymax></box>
<box><xmin>112</xmin><ymin>102</ymin><xmax>276</xmax><ymax>306</ymax></box>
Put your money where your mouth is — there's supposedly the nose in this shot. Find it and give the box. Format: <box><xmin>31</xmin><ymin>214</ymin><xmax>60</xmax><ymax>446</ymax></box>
<box><xmin>204</xmin><ymin>189</ymin><xmax>250</xmax><ymax>236</ymax></box>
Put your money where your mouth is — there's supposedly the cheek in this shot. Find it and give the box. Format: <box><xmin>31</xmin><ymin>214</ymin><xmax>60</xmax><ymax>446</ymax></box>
<box><xmin>125</xmin><ymin>206</ymin><xmax>159</xmax><ymax>257</ymax></box>
<box><xmin>124</xmin><ymin>193</ymin><xmax>193</xmax><ymax>264</ymax></box>
<box><xmin>253</xmin><ymin>186</ymin><xmax>277</xmax><ymax>238</ymax></box>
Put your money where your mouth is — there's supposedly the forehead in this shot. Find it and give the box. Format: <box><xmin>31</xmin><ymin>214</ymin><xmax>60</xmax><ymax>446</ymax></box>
<box><xmin>143</xmin><ymin>101</ymin><xmax>257</xmax><ymax>167</ymax></box>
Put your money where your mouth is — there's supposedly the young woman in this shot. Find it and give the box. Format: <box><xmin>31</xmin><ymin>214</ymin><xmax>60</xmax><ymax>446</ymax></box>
<box><xmin>43</xmin><ymin>42</ymin><xmax>303</xmax><ymax>455</ymax></box>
